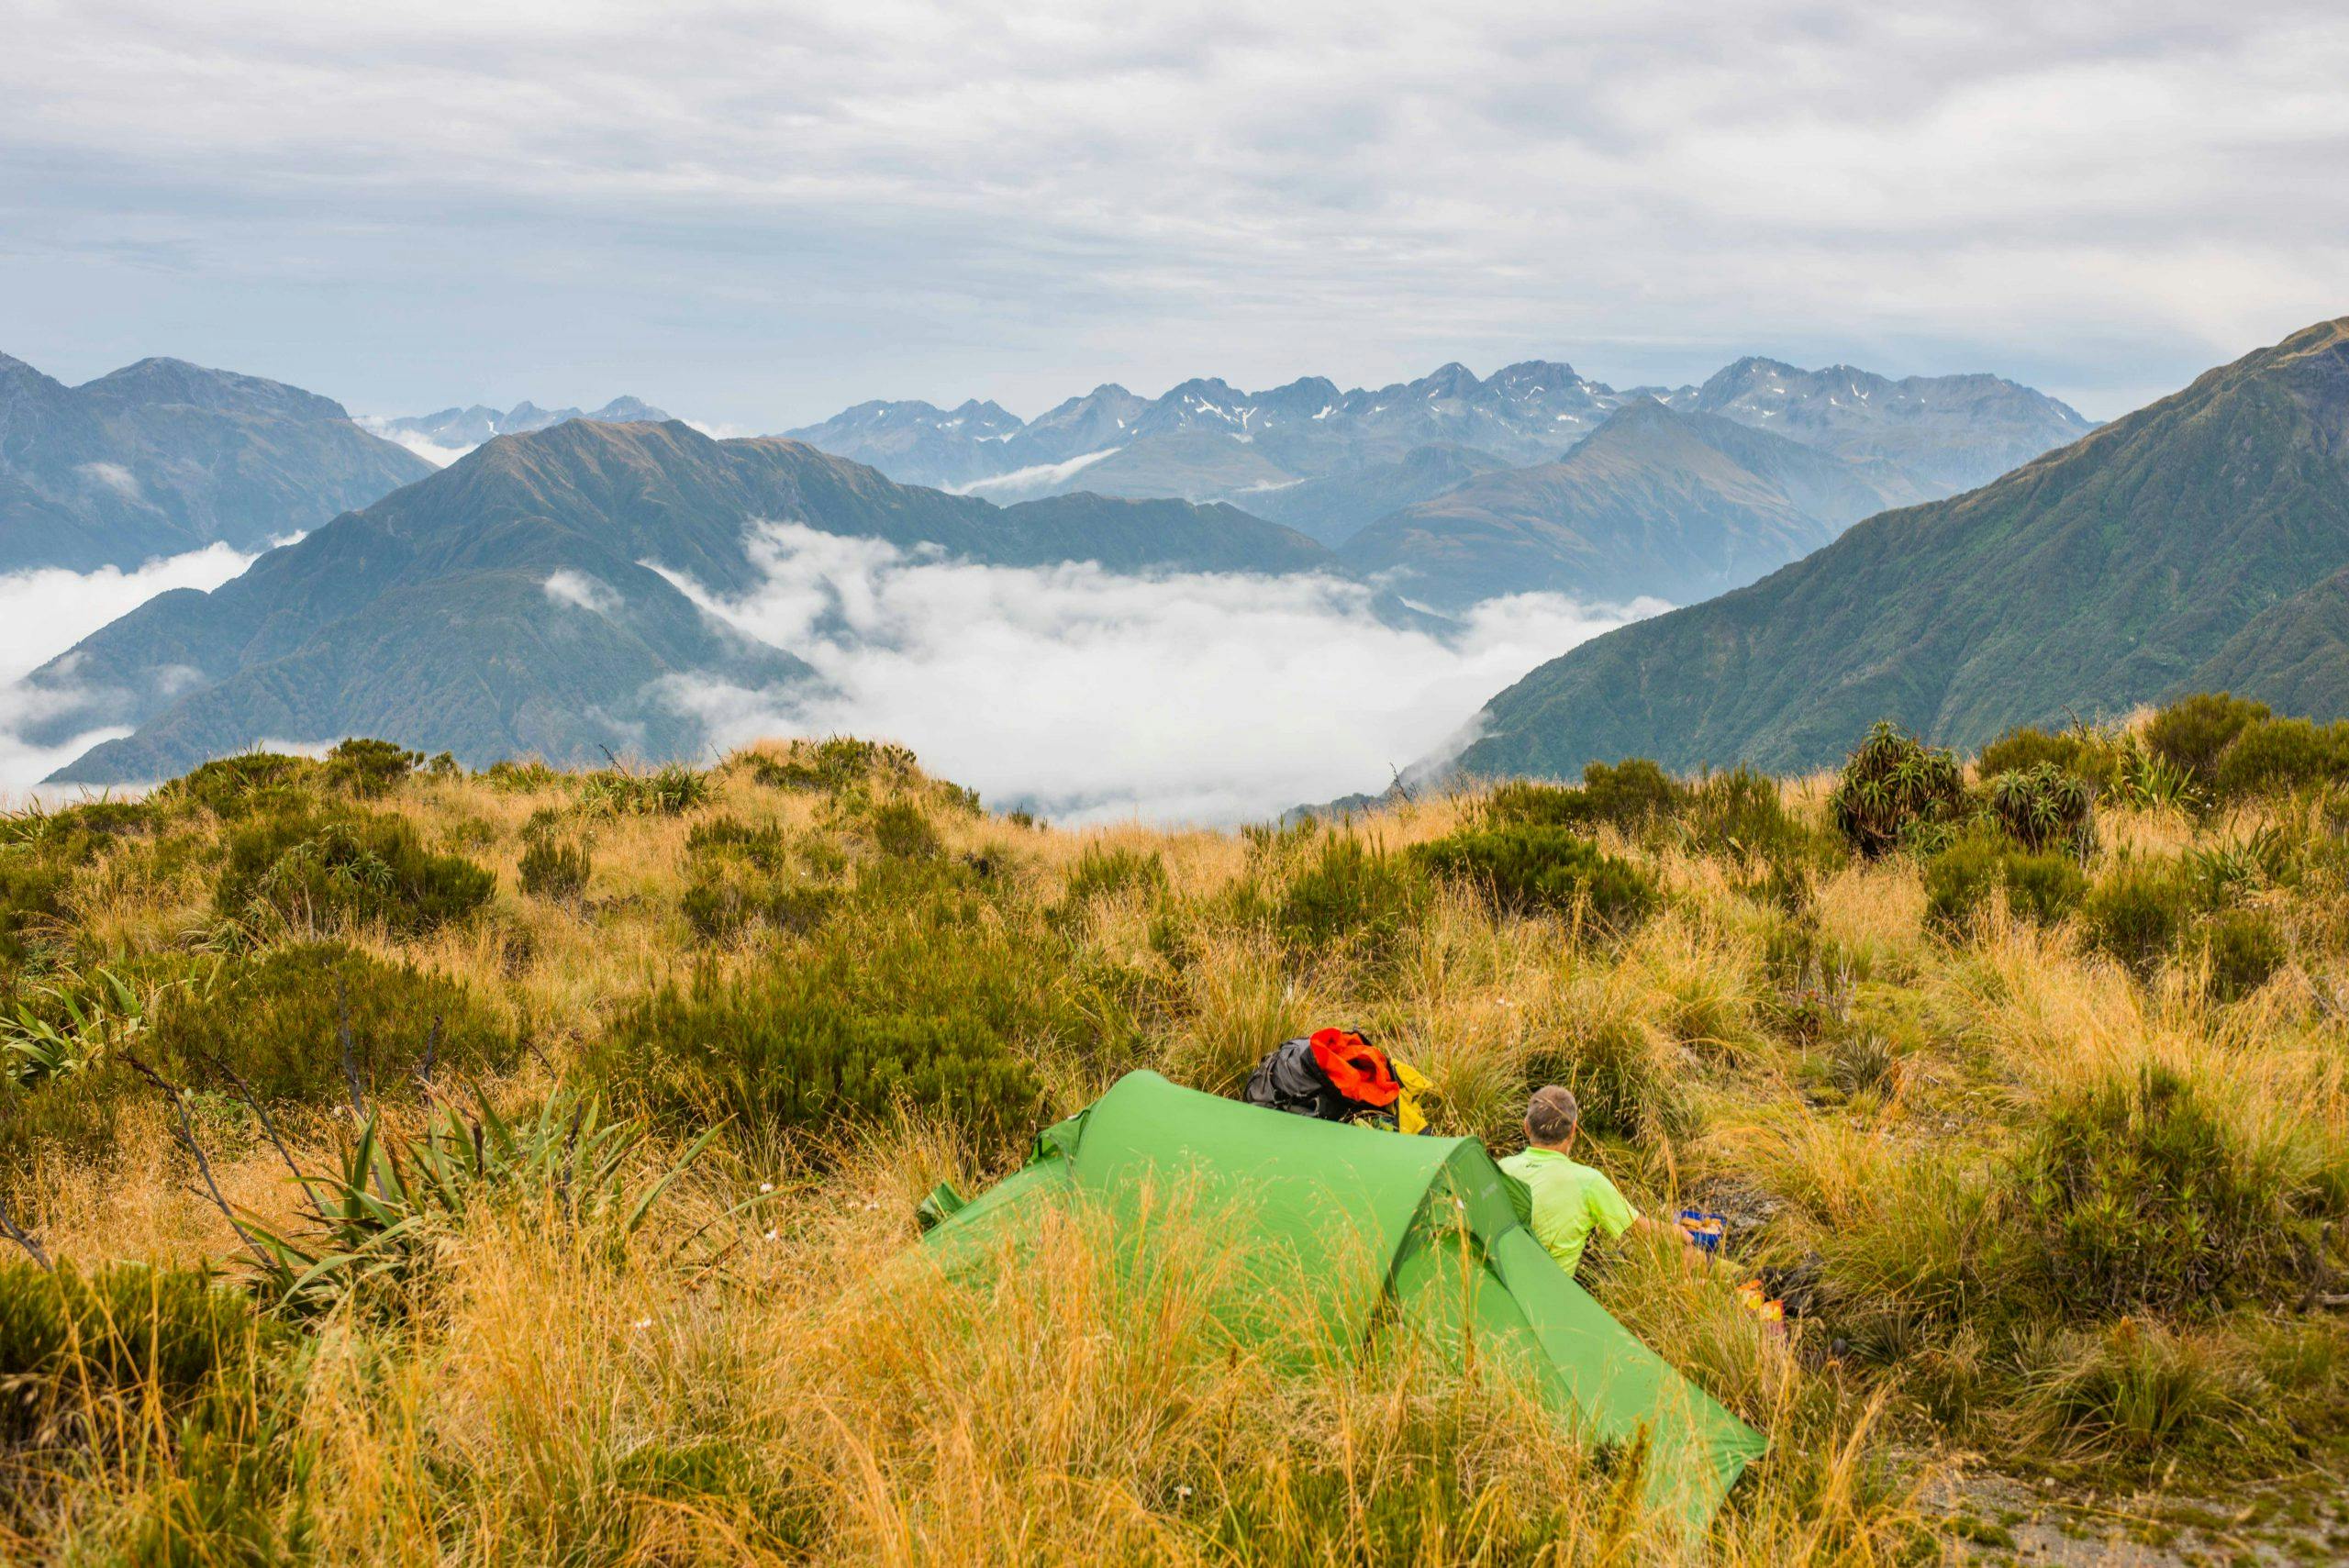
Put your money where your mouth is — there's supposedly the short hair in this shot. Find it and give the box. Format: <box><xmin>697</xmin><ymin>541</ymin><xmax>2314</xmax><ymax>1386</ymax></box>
<box><xmin>1526</xmin><ymin>1085</ymin><xmax>1580</xmax><ymax>1144</ymax></box>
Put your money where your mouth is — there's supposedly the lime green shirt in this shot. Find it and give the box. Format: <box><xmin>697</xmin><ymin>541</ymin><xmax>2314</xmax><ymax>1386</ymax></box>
<box><xmin>1498</xmin><ymin>1147</ymin><xmax>1638</xmax><ymax>1277</ymax></box>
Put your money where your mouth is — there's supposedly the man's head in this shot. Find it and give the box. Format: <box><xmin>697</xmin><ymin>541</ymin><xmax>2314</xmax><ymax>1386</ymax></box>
<box><xmin>1524</xmin><ymin>1085</ymin><xmax>1580</xmax><ymax>1150</ymax></box>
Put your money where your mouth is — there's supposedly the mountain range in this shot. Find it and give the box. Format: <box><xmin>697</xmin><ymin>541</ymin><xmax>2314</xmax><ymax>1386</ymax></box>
<box><xmin>1450</xmin><ymin>317</ymin><xmax>2349</xmax><ymax>779</ymax></box>
<box><xmin>368</xmin><ymin>396</ymin><xmax>674</xmax><ymax>456</ymax></box>
<box><xmin>0</xmin><ymin>351</ymin><xmax>433</xmax><ymax>573</ymax></box>
<box><xmin>31</xmin><ymin>420</ymin><xmax>1341</xmax><ymax>783</ymax></box>
<box><xmin>785</xmin><ymin>357</ymin><xmax>2096</xmax><ymax>551</ymax></box>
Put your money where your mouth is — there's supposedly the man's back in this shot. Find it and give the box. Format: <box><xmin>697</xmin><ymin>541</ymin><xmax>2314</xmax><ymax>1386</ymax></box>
<box><xmin>1498</xmin><ymin>1146</ymin><xmax>1636</xmax><ymax>1277</ymax></box>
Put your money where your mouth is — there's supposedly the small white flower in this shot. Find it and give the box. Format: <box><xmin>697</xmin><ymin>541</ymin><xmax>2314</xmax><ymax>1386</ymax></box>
<box><xmin>759</xmin><ymin>1182</ymin><xmax>774</xmax><ymax>1194</ymax></box>
<box><xmin>1176</xmin><ymin>1485</ymin><xmax>1193</xmax><ymax>1500</ymax></box>
<box><xmin>863</xmin><ymin>1200</ymin><xmax>880</xmax><ymax>1211</ymax></box>
<box><xmin>632</xmin><ymin>1318</ymin><xmax>651</xmax><ymax>1330</ymax></box>
<box><xmin>763</xmin><ymin>1229</ymin><xmax>779</xmax><ymax>1242</ymax></box>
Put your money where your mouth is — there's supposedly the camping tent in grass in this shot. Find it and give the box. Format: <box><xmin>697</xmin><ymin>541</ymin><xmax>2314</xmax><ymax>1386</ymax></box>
<box><xmin>921</xmin><ymin>1071</ymin><xmax>1766</xmax><ymax>1532</ymax></box>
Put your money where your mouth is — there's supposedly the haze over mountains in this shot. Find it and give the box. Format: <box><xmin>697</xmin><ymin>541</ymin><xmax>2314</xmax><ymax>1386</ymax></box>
<box><xmin>1451</xmin><ymin>317</ymin><xmax>2349</xmax><ymax>780</ymax></box>
<box><xmin>28</xmin><ymin>420</ymin><xmax>1346</xmax><ymax>784</ymax></box>
<box><xmin>364</xmin><ymin>396</ymin><xmax>674</xmax><ymax>462</ymax></box>
<box><xmin>0</xmin><ymin>350</ymin><xmax>432</xmax><ymax>573</ymax></box>
<box><xmin>786</xmin><ymin>356</ymin><xmax>2094</xmax><ymax>544</ymax></box>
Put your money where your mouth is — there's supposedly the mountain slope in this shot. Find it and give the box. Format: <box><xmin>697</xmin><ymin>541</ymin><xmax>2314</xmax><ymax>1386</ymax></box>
<box><xmin>32</xmin><ymin>420</ymin><xmax>1340</xmax><ymax>781</ymax></box>
<box><xmin>1451</xmin><ymin>318</ymin><xmax>2349</xmax><ymax>778</ymax></box>
<box><xmin>1339</xmin><ymin>403</ymin><xmax>1914</xmax><ymax>608</ymax></box>
<box><xmin>1245</xmin><ymin>444</ymin><xmax>1510</xmax><ymax>545</ymax></box>
<box><xmin>0</xmin><ymin>351</ymin><xmax>433</xmax><ymax>571</ymax></box>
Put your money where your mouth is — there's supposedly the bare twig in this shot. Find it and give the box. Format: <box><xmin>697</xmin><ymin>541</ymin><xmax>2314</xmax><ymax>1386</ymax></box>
<box><xmin>203</xmin><ymin>1051</ymin><xmax>329</xmax><ymax>1224</ymax></box>
<box><xmin>1387</xmin><ymin>764</ymin><xmax>1415</xmax><ymax>805</ymax></box>
<box><xmin>0</xmin><ymin>1188</ymin><xmax>51</xmax><ymax>1272</ymax></box>
<box><xmin>122</xmin><ymin>1051</ymin><xmax>272</xmax><ymax>1270</ymax></box>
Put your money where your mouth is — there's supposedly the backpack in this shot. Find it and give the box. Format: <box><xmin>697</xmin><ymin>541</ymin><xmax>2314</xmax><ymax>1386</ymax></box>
<box><xmin>1242</xmin><ymin>1027</ymin><xmax>1428</xmax><ymax>1132</ymax></box>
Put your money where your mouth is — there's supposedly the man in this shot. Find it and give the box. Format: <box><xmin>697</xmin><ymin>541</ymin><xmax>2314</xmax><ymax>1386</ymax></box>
<box><xmin>1498</xmin><ymin>1085</ymin><xmax>1697</xmax><ymax>1277</ymax></box>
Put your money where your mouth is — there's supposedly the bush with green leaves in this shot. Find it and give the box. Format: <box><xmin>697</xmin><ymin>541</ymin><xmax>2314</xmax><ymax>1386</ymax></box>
<box><xmin>600</xmin><ymin>963</ymin><xmax>1042</xmax><ymax>1148</ymax></box>
<box><xmin>1828</xmin><ymin>720</ymin><xmax>1965</xmax><ymax>857</ymax></box>
<box><xmin>2009</xmin><ymin>1062</ymin><xmax>2329</xmax><ymax>1318</ymax></box>
<box><xmin>1922</xmin><ymin>839</ymin><xmax>2087</xmax><ymax>931</ymax></box>
<box><xmin>1413</xmin><ymin>824</ymin><xmax>1654</xmax><ymax>929</ymax></box>
<box><xmin>2210</xmin><ymin>717</ymin><xmax>2349</xmax><ymax>799</ymax></box>
<box><xmin>2143</xmin><ymin>693</ymin><xmax>2270</xmax><ymax>790</ymax></box>
<box><xmin>678</xmin><ymin>817</ymin><xmax>834</xmax><ymax>940</ymax></box>
<box><xmin>1984</xmin><ymin>762</ymin><xmax>2096</xmax><ymax>857</ymax></box>
<box><xmin>1483</xmin><ymin>758</ymin><xmax>1684</xmax><ymax>833</ymax></box>
<box><xmin>321</xmin><ymin>737</ymin><xmax>423</xmax><ymax>798</ymax></box>
<box><xmin>215</xmin><ymin>809</ymin><xmax>495</xmax><ymax>936</ymax></box>
<box><xmin>0</xmin><ymin>1261</ymin><xmax>272</xmax><ymax>1443</ymax></box>
<box><xmin>156</xmin><ymin>751</ymin><xmax>323</xmax><ymax>818</ymax></box>
<box><xmin>1063</xmin><ymin>844</ymin><xmax>1168</xmax><ymax>904</ymax></box>
<box><xmin>2081</xmin><ymin>860</ymin><xmax>2202</xmax><ymax>973</ymax></box>
<box><xmin>2199</xmin><ymin>907</ymin><xmax>2285</xmax><ymax>1003</ymax></box>
<box><xmin>864</xmin><ymin>800</ymin><xmax>943</xmax><ymax>861</ymax></box>
<box><xmin>1274</xmin><ymin>834</ymin><xmax>1426</xmax><ymax>959</ymax></box>
<box><xmin>517</xmin><ymin>811</ymin><xmax>593</xmax><ymax>905</ymax></box>
<box><xmin>1976</xmin><ymin>724</ymin><xmax>2111</xmax><ymax>784</ymax></box>
<box><xmin>575</xmin><ymin>763</ymin><xmax>712</xmax><ymax>817</ymax></box>
<box><xmin>144</xmin><ymin>942</ymin><xmax>518</xmax><ymax>1105</ymax></box>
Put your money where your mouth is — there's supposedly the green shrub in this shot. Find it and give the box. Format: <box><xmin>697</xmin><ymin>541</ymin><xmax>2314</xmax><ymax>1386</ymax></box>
<box><xmin>1828</xmin><ymin>720</ymin><xmax>1965</xmax><ymax>857</ymax></box>
<box><xmin>0</xmin><ymin>1262</ymin><xmax>268</xmax><ymax>1443</ymax></box>
<box><xmin>1924</xmin><ymin>840</ymin><xmax>2088</xmax><ymax>931</ymax></box>
<box><xmin>2082</xmin><ymin>860</ymin><xmax>2199</xmax><ymax>973</ymax></box>
<box><xmin>157</xmin><ymin>752</ymin><xmax>322</xmax><ymax>818</ymax></box>
<box><xmin>1414</xmin><ymin>825</ymin><xmax>1653</xmax><ymax>929</ymax></box>
<box><xmin>686</xmin><ymin>815</ymin><xmax>787</xmax><ymax>869</ymax></box>
<box><xmin>2210</xmin><ymin>717</ymin><xmax>2349</xmax><ymax>799</ymax></box>
<box><xmin>518</xmin><ymin>833</ymin><xmax>592</xmax><ymax>904</ymax></box>
<box><xmin>1676</xmin><ymin>765</ymin><xmax>1824</xmax><ymax>866</ymax></box>
<box><xmin>1483</xmin><ymin>759</ymin><xmax>1683</xmax><ymax>833</ymax></box>
<box><xmin>2199</xmin><ymin>908</ymin><xmax>2284</xmax><ymax>1003</ymax></box>
<box><xmin>1985</xmin><ymin>762</ymin><xmax>2095</xmax><ymax>857</ymax></box>
<box><xmin>680</xmin><ymin>873</ymin><xmax>834</xmax><ymax>941</ymax></box>
<box><xmin>481</xmin><ymin>758</ymin><xmax>561</xmax><ymax>793</ymax></box>
<box><xmin>1063</xmin><ymin>844</ymin><xmax>1168</xmax><ymax>903</ymax></box>
<box><xmin>1976</xmin><ymin>725</ymin><xmax>2108</xmax><ymax>784</ymax></box>
<box><xmin>215</xmin><ymin>810</ymin><xmax>495</xmax><ymax>936</ymax></box>
<box><xmin>321</xmin><ymin>738</ymin><xmax>422</xmax><ymax>798</ymax></box>
<box><xmin>0</xmin><ymin>849</ymin><xmax>73</xmax><ymax>964</ymax></box>
<box><xmin>600</xmin><ymin>965</ymin><xmax>1041</xmax><ymax>1147</ymax></box>
<box><xmin>865</xmin><ymin>801</ymin><xmax>943</xmax><ymax>861</ymax></box>
<box><xmin>576</xmin><ymin>763</ymin><xmax>712</xmax><ymax>817</ymax></box>
<box><xmin>1275</xmin><ymin>835</ymin><xmax>1425</xmax><ymax>959</ymax></box>
<box><xmin>2010</xmin><ymin>1062</ymin><xmax>2321</xmax><ymax>1317</ymax></box>
<box><xmin>2143</xmin><ymin>693</ymin><xmax>2269</xmax><ymax>789</ymax></box>
<box><xmin>145</xmin><ymin>942</ymin><xmax>518</xmax><ymax>1104</ymax></box>
<box><xmin>1520</xmin><ymin>1016</ymin><xmax>1689</xmax><ymax>1146</ymax></box>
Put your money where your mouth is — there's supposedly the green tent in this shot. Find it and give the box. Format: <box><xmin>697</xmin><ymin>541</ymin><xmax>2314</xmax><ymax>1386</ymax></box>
<box><xmin>921</xmin><ymin>1070</ymin><xmax>1766</xmax><ymax>1531</ymax></box>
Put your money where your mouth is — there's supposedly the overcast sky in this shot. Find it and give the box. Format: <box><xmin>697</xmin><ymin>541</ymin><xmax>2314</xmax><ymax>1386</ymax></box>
<box><xmin>3</xmin><ymin>0</ymin><xmax>2343</xmax><ymax>428</ymax></box>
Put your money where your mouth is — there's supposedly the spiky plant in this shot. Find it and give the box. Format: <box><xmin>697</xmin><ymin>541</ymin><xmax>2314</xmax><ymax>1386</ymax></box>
<box><xmin>1987</xmin><ymin>762</ymin><xmax>2097</xmax><ymax>858</ymax></box>
<box><xmin>1827</xmin><ymin>720</ymin><xmax>1965</xmax><ymax>857</ymax></box>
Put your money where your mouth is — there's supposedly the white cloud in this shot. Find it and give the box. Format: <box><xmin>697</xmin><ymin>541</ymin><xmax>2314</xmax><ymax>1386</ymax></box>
<box><xmin>542</xmin><ymin>568</ymin><xmax>622</xmax><ymax>614</ymax></box>
<box><xmin>355</xmin><ymin>416</ymin><xmax>473</xmax><ymax>468</ymax></box>
<box><xmin>947</xmin><ymin>448</ymin><xmax>1121</xmax><ymax>500</ymax></box>
<box><xmin>652</xmin><ymin>520</ymin><xmax>1658</xmax><ymax>824</ymax></box>
<box><xmin>0</xmin><ymin>542</ymin><xmax>259</xmax><ymax>802</ymax></box>
<box><xmin>75</xmin><ymin>461</ymin><xmax>142</xmax><ymax>501</ymax></box>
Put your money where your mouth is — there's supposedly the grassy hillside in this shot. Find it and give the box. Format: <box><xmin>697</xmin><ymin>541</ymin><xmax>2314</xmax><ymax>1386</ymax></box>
<box><xmin>1457</xmin><ymin>317</ymin><xmax>2349</xmax><ymax>779</ymax></box>
<box><xmin>3</xmin><ymin>717</ymin><xmax>2347</xmax><ymax>1562</ymax></box>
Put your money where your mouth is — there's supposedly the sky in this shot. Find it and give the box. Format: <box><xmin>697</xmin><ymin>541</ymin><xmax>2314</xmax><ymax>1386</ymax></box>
<box><xmin>3</xmin><ymin>1</ymin><xmax>2345</xmax><ymax>428</ymax></box>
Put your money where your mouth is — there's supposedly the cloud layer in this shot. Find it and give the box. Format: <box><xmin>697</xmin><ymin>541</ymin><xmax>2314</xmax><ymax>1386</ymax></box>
<box><xmin>1</xmin><ymin>3</ymin><xmax>2342</xmax><ymax>424</ymax></box>
<box><xmin>0</xmin><ymin>542</ymin><xmax>260</xmax><ymax>800</ymax></box>
<box><xmin>656</xmin><ymin>522</ymin><xmax>1657</xmax><ymax>823</ymax></box>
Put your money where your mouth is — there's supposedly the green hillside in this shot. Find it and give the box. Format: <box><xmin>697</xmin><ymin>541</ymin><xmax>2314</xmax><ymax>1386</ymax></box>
<box><xmin>1340</xmin><ymin>402</ymin><xmax>1915</xmax><ymax>609</ymax></box>
<box><xmin>1453</xmin><ymin>317</ymin><xmax>2349</xmax><ymax>779</ymax></box>
<box><xmin>33</xmin><ymin>419</ymin><xmax>1339</xmax><ymax>782</ymax></box>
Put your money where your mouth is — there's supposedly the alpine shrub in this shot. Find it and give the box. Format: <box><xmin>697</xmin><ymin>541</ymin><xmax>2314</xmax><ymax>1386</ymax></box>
<box><xmin>2143</xmin><ymin>693</ymin><xmax>2269</xmax><ymax>790</ymax></box>
<box><xmin>679</xmin><ymin>816</ymin><xmax>831</xmax><ymax>940</ymax></box>
<box><xmin>1482</xmin><ymin>781</ymin><xmax>1593</xmax><ymax>829</ymax></box>
<box><xmin>2082</xmin><ymin>860</ymin><xmax>2199</xmax><ymax>973</ymax></box>
<box><xmin>146</xmin><ymin>941</ymin><xmax>518</xmax><ymax>1104</ymax></box>
<box><xmin>1483</xmin><ymin>759</ymin><xmax>1683</xmax><ymax>833</ymax></box>
<box><xmin>1976</xmin><ymin>725</ymin><xmax>2108</xmax><ymax>784</ymax></box>
<box><xmin>1677</xmin><ymin>766</ymin><xmax>1823</xmax><ymax>866</ymax></box>
<box><xmin>2009</xmin><ymin>1062</ymin><xmax>2321</xmax><ymax>1317</ymax></box>
<box><xmin>1520</xmin><ymin>1015</ymin><xmax>1689</xmax><ymax>1145</ymax></box>
<box><xmin>1923</xmin><ymin>840</ymin><xmax>2087</xmax><ymax>931</ymax></box>
<box><xmin>1828</xmin><ymin>720</ymin><xmax>1965</xmax><ymax>857</ymax></box>
<box><xmin>2210</xmin><ymin>717</ymin><xmax>2349</xmax><ymax>799</ymax></box>
<box><xmin>2199</xmin><ymin>908</ymin><xmax>2284</xmax><ymax>1003</ymax></box>
<box><xmin>215</xmin><ymin>810</ymin><xmax>495</xmax><ymax>936</ymax></box>
<box><xmin>601</xmin><ymin>966</ymin><xmax>1042</xmax><ymax>1148</ymax></box>
<box><xmin>576</xmin><ymin>763</ymin><xmax>712</xmax><ymax>817</ymax></box>
<box><xmin>518</xmin><ymin>831</ymin><xmax>592</xmax><ymax>904</ymax></box>
<box><xmin>321</xmin><ymin>738</ymin><xmax>422</xmax><ymax>798</ymax></box>
<box><xmin>1985</xmin><ymin>762</ymin><xmax>2096</xmax><ymax>856</ymax></box>
<box><xmin>1276</xmin><ymin>835</ymin><xmax>1425</xmax><ymax>958</ymax></box>
<box><xmin>157</xmin><ymin>752</ymin><xmax>322</xmax><ymax>818</ymax></box>
<box><xmin>0</xmin><ymin>1262</ymin><xmax>268</xmax><ymax>1443</ymax></box>
<box><xmin>865</xmin><ymin>800</ymin><xmax>943</xmax><ymax>861</ymax></box>
<box><xmin>1414</xmin><ymin>824</ymin><xmax>1654</xmax><ymax>929</ymax></box>
<box><xmin>1063</xmin><ymin>844</ymin><xmax>1168</xmax><ymax>903</ymax></box>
